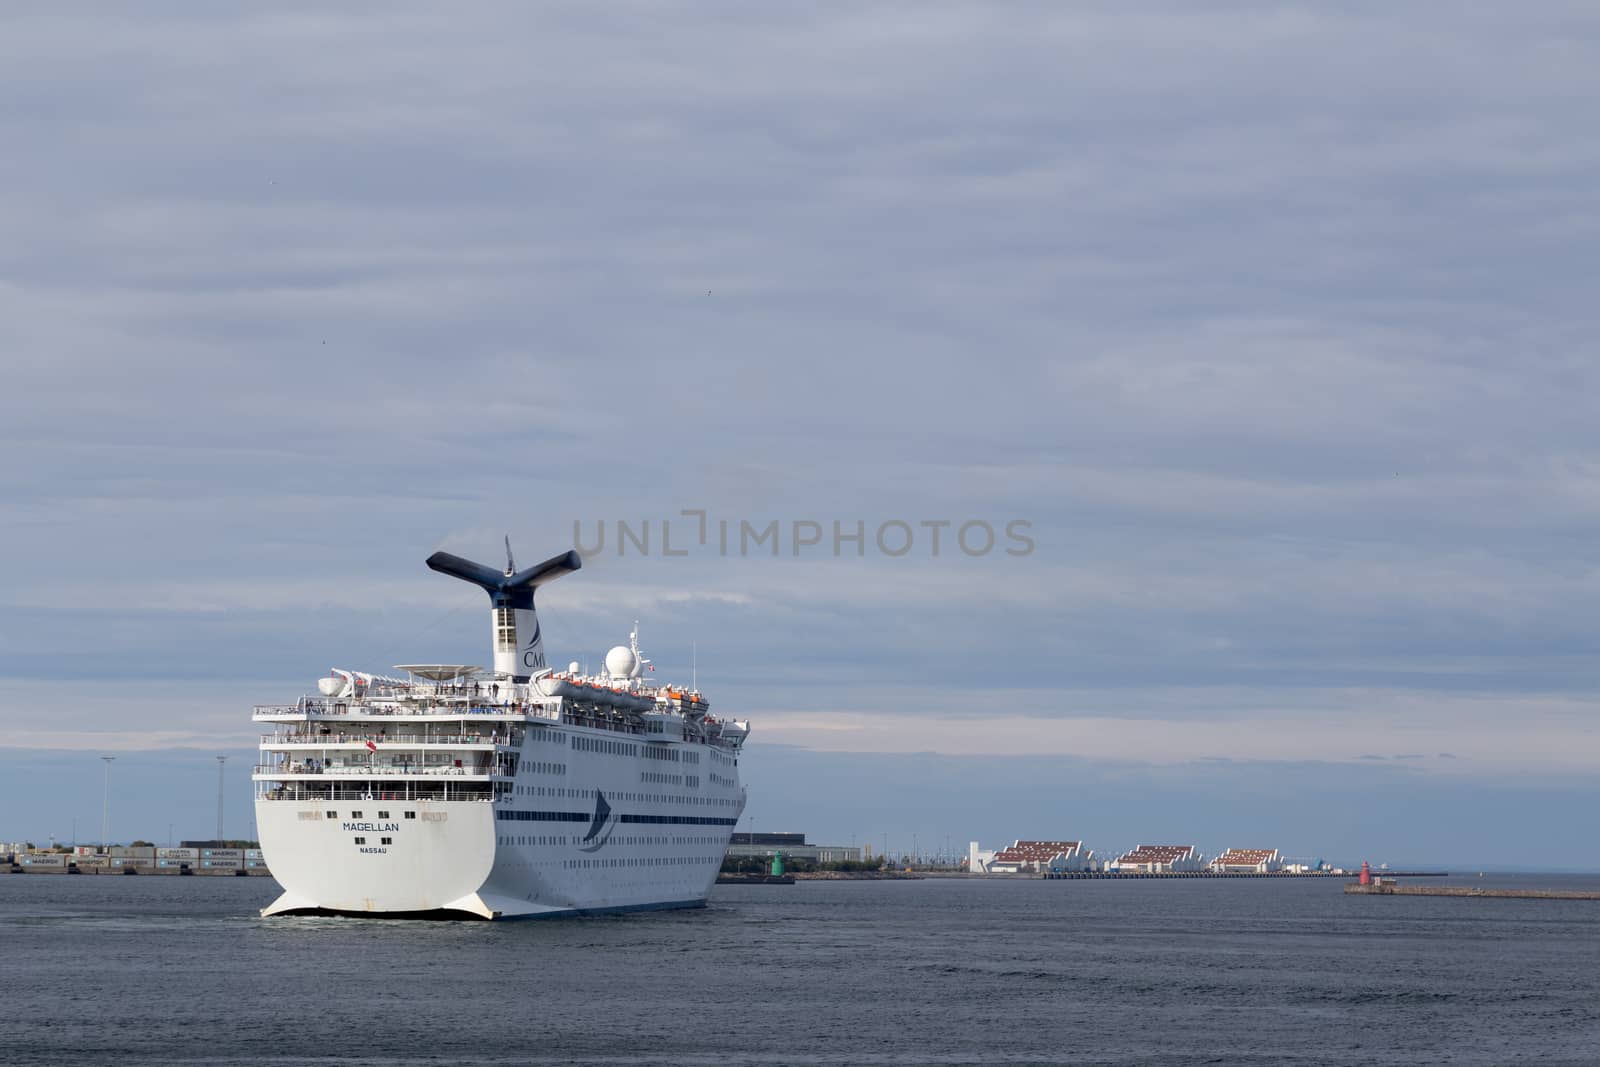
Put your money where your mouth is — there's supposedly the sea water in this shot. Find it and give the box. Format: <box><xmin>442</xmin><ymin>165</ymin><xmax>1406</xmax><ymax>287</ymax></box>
<box><xmin>2</xmin><ymin>873</ymin><xmax>1598</xmax><ymax>1065</ymax></box>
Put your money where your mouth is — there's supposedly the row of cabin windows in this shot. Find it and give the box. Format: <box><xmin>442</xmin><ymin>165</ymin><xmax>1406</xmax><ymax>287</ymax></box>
<box><xmin>504</xmin><ymin>789</ymin><xmax>738</xmax><ymax>807</ymax></box>
<box><xmin>563</xmin><ymin>855</ymin><xmax>716</xmax><ymax>869</ymax></box>
<box><xmin>329</xmin><ymin>811</ymin><xmax>417</xmax><ymax>820</ymax></box>
<box><xmin>352</xmin><ymin>837</ymin><xmax>394</xmax><ymax>845</ymax></box>
<box><xmin>574</xmin><ymin>736</ymin><xmax>637</xmax><ymax>757</ymax></box>
<box><xmin>501</xmin><ymin>834</ymin><xmax>718</xmax><ymax>847</ymax></box>
<box><xmin>526</xmin><ymin>728</ymin><xmax>726</xmax><ymax>769</ymax></box>
<box><xmin>518</xmin><ymin>760</ymin><xmax>566</xmax><ymax>774</ymax></box>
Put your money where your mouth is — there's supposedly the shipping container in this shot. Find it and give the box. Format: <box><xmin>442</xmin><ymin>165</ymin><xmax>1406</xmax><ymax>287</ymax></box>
<box><xmin>201</xmin><ymin>858</ymin><xmax>243</xmax><ymax>869</ymax></box>
<box><xmin>20</xmin><ymin>854</ymin><xmax>68</xmax><ymax>867</ymax></box>
<box><xmin>201</xmin><ymin>848</ymin><xmax>244</xmax><ymax>859</ymax></box>
<box><xmin>157</xmin><ymin>848</ymin><xmax>199</xmax><ymax>859</ymax></box>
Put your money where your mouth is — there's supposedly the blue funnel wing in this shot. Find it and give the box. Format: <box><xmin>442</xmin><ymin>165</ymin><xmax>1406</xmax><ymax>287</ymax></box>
<box><xmin>425</xmin><ymin>552</ymin><xmax>507</xmax><ymax>594</ymax></box>
<box><xmin>427</xmin><ymin>548</ymin><xmax>581</xmax><ymax>607</ymax></box>
<box><xmin>508</xmin><ymin>550</ymin><xmax>582</xmax><ymax>591</ymax></box>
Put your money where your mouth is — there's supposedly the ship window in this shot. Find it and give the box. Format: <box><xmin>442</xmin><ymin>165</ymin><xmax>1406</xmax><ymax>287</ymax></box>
<box><xmin>326</xmin><ymin>811</ymin><xmax>337</xmax><ymax>819</ymax></box>
<box><xmin>496</xmin><ymin>607</ymin><xmax>517</xmax><ymax>652</ymax></box>
<box><xmin>351</xmin><ymin>810</ymin><xmax>363</xmax><ymax>818</ymax></box>
<box><xmin>377</xmin><ymin>811</ymin><xmax>389</xmax><ymax>819</ymax></box>
<box><xmin>405</xmin><ymin>812</ymin><xmax>416</xmax><ymax>819</ymax></box>
<box><xmin>381</xmin><ymin>837</ymin><xmax>392</xmax><ymax>845</ymax></box>
<box><xmin>354</xmin><ymin>837</ymin><xmax>366</xmax><ymax>844</ymax></box>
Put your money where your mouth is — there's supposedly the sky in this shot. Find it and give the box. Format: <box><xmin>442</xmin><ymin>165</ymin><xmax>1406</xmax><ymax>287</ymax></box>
<box><xmin>4</xmin><ymin>4</ymin><xmax>1600</xmax><ymax>867</ymax></box>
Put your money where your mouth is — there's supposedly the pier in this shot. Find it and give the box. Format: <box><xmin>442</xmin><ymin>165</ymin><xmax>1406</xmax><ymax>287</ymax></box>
<box><xmin>6</xmin><ymin>863</ymin><xmax>271</xmax><ymax>877</ymax></box>
<box><xmin>1345</xmin><ymin>883</ymin><xmax>1600</xmax><ymax>901</ymax></box>
<box><xmin>1042</xmin><ymin>869</ymin><xmax>1447</xmax><ymax>880</ymax></box>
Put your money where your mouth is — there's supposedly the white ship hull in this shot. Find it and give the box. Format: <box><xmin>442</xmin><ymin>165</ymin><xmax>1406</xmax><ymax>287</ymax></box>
<box><xmin>257</xmin><ymin>720</ymin><xmax>745</xmax><ymax>920</ymax></box>
<box><xmin>253</xmin><ymin>545</ymin><xmax>749</xmax><ymax>920</ymax></box>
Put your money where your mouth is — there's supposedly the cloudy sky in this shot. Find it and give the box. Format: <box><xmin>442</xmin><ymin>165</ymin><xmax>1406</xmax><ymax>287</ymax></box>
<box><xmin>4</xmin><ymin>4</ymin><xmax>1599</xmax><ymax>865</ymax></box>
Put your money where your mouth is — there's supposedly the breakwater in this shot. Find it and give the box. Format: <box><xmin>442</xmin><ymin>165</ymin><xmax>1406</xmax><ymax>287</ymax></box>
<box><xmin>1044</xmin><ymin>869</ymin><xmax>1447</xmax><ymax>880</ymax></box>
<box><xmin>1345</xmin><ymin>883</ymin><xmax>1600</xmax><ymax>900</ymax></box>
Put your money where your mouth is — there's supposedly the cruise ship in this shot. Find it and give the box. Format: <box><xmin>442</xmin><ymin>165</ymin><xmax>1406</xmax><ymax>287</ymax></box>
<box><xmin>253</xmin><ymin>543</ymin><xmax>749</xmax><ymax>919</ymax></box>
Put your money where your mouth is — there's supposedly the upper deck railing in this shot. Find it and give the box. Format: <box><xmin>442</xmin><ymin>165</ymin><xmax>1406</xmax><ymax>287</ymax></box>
<box><xmin>259</xmin><ymin>733</ymin><xmax>503</xmax><ymax>747</ymax></box>
<box><xmin>251</xmin><ymin>696</ymin><xmax>746</xmax><ymax>751</ymax></box>
<box><xmin>253</xmin><ymin>701</ymin><xmax>536</xmax><ymax>719</ymax></box>
<box><xmin>252</xmin><ymin>764</ymin><xmax>490</xmax><ymax>778</ymax></box>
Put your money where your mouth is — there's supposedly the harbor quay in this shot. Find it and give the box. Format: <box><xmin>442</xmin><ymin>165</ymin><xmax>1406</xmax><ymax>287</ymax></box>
<box><xmin>4</xmin><ymin>844</ymin><xmax>271</xmax><ymax>876</ymax></box>
<box><xmin>1042</xmin><ymin>869</ymin><xmax>1445</xmax><ymax>880</ymax></box>
<box><xmin>964</xmin><ymin>840</ymin><xmax>1444</xmax><ymax>878</ymax></box>
<box><xmin>1345</xmin><ymin>883</ymin><xmax>1600</xmax><ymax>900</ymax></box>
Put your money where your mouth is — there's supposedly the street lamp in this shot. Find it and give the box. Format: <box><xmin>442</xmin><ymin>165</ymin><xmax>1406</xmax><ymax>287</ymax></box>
<box><xmin>100</xmin><ymin>756</ymin><xmax>116</xmax><ymax>850</ymax></box>
<box><xmin>215</xmin><ymin>755</ymin><xmax>229</xmax><ymax>843</ymax></box>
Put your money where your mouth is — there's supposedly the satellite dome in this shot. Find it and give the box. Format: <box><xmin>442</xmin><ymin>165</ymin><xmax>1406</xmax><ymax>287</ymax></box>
<box><xmin>604</xmin><ymin>645</ymin><xmax>638</xmax><ymax>679</ymax></box>
<box><xmin>568</xmin><ymin>661</ymin><xmax>582</xmax><ymax>675</ymax></box>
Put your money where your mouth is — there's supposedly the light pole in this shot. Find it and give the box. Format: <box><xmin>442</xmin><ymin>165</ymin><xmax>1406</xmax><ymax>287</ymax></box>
<box><xmin>100</xmin><ymin>756</ymin><xmax>115</xmax><ymax>851</ymax></box>
<box><xmin>215</xmin><ymin>755</ymin><xmax>228</xmax><ymax>843</ymax></box>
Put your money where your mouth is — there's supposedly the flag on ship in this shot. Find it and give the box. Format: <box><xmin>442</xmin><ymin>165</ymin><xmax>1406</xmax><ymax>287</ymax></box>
<box><xmin>365</xmin><ymin>740</ymin><xmax>378</xmax><ymax>752</ymax></box>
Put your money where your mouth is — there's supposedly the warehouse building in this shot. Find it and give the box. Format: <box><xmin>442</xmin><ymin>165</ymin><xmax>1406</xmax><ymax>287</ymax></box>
<box><xmin>986</xmin><ymin>840</ymin><xmax>1096</xmax><ymax>874</ymax></box>
<box><xmin>1210</xmin><ymin>848</ymin><xmax>1280</xmax><ymax>873</ymax></box>
<box><xmin>1112</xmin><ymin>845</ymin><xmax>1205</xmax><ymax>873</ymax></box>
<box><xmin>724</xmin><ymin>832</ymin><xmax>862</xmax><ymax>864</ymax></box>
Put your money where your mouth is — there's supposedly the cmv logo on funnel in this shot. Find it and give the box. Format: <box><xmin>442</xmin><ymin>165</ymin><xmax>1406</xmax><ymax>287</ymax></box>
<box><xmin>523</xmin><ymin>618</ymin><xmax>545</xmax><ymax>671</ymax></box>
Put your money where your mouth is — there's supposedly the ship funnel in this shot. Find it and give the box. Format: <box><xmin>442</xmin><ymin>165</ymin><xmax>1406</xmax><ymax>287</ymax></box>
<box><xmin>426</xmin><ymin>545</ymin><xmax>581</xmax><ymax>681</ymax></box>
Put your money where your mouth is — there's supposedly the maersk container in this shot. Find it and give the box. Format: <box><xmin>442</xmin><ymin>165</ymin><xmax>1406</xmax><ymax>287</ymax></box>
<box><xmin>21</xmin><ymin>854</ymin><xmax>67</xmax><ymax>867</ymax></box>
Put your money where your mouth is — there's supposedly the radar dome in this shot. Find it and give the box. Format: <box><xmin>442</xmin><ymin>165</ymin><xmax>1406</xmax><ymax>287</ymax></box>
<box><xmin>604</xmin><ymin>645</ymin><xmax>638</xmax><ymax>679</ymax></box>
<box><xmin>568</xmin><ymin>661</ymin><xmax>582</xmax><ymax>675</ymax></box>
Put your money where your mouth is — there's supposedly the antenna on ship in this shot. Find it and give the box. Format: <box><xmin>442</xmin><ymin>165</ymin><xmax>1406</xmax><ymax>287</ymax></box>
<box><xmin>692</xmin><ymin>639</ymin><xmax>697</xmax><ymax>692</ymax></box>
<box><xmin>629</xmin><ymin>620</ymin><xmax>653</xmax><ymax>676</ymax></box>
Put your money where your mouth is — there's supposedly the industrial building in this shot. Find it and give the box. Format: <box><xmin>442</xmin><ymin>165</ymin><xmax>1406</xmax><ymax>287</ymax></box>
<box><xmin>724</xmin><ymin>832</ymin><xmax>862</xmax><ymax>864</ymax></box>
<box><xmin>1111</xmin><ymin>845</ymin><xmax>1205</xmax><ymax>873</ymax></box>
<box><xmin>981</xmin><ymin>840</ymin><xmax>1096</xmax><ymax>874</ymax></box>
<box><xmin>1210</xmin><ymin>848</ymin><xmax>1281</xmax><ymax>873</ymax></box>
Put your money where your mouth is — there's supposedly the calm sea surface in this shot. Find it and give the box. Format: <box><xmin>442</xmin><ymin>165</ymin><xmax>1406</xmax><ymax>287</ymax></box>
<box><xmin>3</xmin><ymin>873</ymin><xmax>1599</xmax><ymax>1065</ymax></box>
